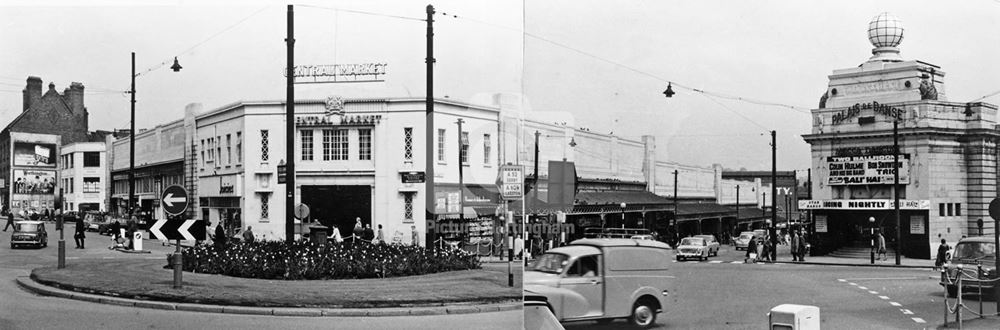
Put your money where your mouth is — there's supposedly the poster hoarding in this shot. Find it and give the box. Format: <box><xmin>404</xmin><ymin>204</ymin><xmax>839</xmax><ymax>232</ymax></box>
<box><xmin>13</xmin><ymin>170</ymin><xmax>56</xmax><ymax>195</ymax></box>
<box><xmin>827</xmin><ymin>154</ymin><xmax>909</xmax><ymax>185</ymax></box>
<box><xmin>13</xmin><ymin>142</ymin><xmax>56</xmax><ymax>167</ymax></box>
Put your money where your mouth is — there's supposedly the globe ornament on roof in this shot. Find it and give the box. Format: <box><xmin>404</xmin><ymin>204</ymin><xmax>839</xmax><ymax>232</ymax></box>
<box><xmin>867</xmin><ymin>12</ymin><xmax>905</xmax><ymax>62</ymax></box>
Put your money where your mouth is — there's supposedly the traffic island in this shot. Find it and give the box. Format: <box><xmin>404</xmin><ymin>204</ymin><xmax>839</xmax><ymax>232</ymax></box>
<box><xmin>26</xmin><ymin>259</ymin><xmax>521</xmax><ymax>315</ymax></box>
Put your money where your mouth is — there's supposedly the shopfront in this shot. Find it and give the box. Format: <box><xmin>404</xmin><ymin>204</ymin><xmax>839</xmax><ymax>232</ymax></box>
<box><xmin>199</xmin><ymin>174</ymin><xmax>243</xmax><ymax>238</ymax></box>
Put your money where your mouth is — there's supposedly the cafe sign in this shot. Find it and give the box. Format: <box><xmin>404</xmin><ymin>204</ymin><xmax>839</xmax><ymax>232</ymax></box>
<box><xmin>798</xmin><ymin>199</ymin><xmax>930</xmax><ymax>210</ymax></box>
<box><xmin>827</xmin><ymin>154</ymin><xmax>909</xmax><ymax>185</ymax></box>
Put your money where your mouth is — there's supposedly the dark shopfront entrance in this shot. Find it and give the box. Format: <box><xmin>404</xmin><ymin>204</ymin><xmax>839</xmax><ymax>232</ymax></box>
<box><xmin>812</xmin><ymin>209</ymin><xmax>930</xmax><ymax>259</ymax></box>
<box><xmin>301</xmin><ymin>185</ymin><xmax>371</xmax><ymax>237</ymax></box>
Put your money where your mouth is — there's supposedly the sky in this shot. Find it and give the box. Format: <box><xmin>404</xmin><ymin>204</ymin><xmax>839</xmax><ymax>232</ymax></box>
<box><xmin>2</xmin><ymin>1</ymin><xmax>1000</xmax><ymax>174</ymax></box>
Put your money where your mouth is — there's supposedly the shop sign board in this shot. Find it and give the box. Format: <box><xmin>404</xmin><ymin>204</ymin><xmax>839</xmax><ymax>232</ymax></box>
<box><xmin>799</xmin><ymin>199</ymin><xmax>929</xmax><ymax>210</ymax></box>
<box><xmin>827</xmin><ymin>154</ymin><xmax>909</xmax><ymax>185</ymax></box>
<box><xmin>401</xmin><ymin>171</ymin><xmax>425</xmax><ymax>183</ymax></box>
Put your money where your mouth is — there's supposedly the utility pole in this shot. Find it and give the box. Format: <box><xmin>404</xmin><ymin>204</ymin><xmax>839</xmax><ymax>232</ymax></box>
<box><xmin>425</xmin><ymin>4</ymin><xmax>436</xmax><ymax>249</ymax></box>
<box><xmin>893</xmin><ymin>119</ymin><xmax>901</xmax><ymax>265</ymax></box>
<box><xmin>770</xmin><ymin>130</ymin><xmax>777</xmax><ymax>262</ymax></box>
<box><xmin>533</xmin><ymin>130</ymin><xmax>540</xmax><ymax>220</ymax></box>
<box><xmin>129</xmin><ymin>52</ymin><xmax>136</xmax><ymax>219</ymax></box>
<box><xmin>284</xmin><ymin>4</ymin><xmax>296</xmax><ymax>244</ymax></box>
<box><xmin>736</xmin><ymin>185</ymin><xmax>740</xmax><ymax>233</ymax></box>
<box><xmin>673</xmin><ymin>170</ymin><xmax>678</xmax><ymax>245</ymax></box>
<box><xmin>457</xmin><ymin>119</ymin><xmax>464</xmax><ymax>241</ymax></box>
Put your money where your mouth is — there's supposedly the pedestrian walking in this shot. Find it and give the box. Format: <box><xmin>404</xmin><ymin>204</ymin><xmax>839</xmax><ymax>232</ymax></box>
<box><xmin>762</xmin><ymin>236</ymin><xmax>773</xmax><ymax>262</ymax></box>
<box><xmin>214</xmin><ymin>222</ymin><xmax>227</xmax><ymax>247</ymax></box>
<box><xmin>798</xmin><ymin>230</ymin><xmax>807</xmax><ymax>261</ymax></box>
<box><xmin>790</xmin><ymin>231</ymin><xmax>801</xmax><ymax>261</ymax></box>
<box><xmin>328</xmin><ymin>224</ymin><xmax>343</xmax><ymax>244</ymax></box>
<box><xmin>411</xmin><ymin>225</ymin><xmax>420</xmax><ymax>246</ymax></box>
<box><xmin>3</xmin><ymin>211</ymin><xmax>13</xmax><ymax>231</ymax></box>
<box><xmin>876</xmin><ymin>232</ymin><xmax>887</xmax><ymax>261</ymax></box>
<box><xmin>242</xmin><ymin>226</ymin><xmax>255</xmax><ymax>243</ymax></box>
<box><xmin>352</xmin><ymin>218</ymin><xmax>364</xmax><ymax>240</ymax></box>
<box><xmin>935</xmin><ymin>238</ymin><xmax>951</xmax><ymax>269</ymax></box>
<box><xmin>745</xmin><ymin>237</ymin><xmax>758</xmax><ymax>263</ymax></box>
<box><xmin>362</xmin><ymin>224</ymin><xmax>375</xmax><ymax>242</ymax></box>
<box><xmin>126</xmin><ymin>216</ymin><xmax>139</xmax><ymax>250</ymax></box>
<box><xmin>74</xmin><ymin>216</ymin><xmax>86</xmax><ymax>249</ymax></box>
<box><xmin>375</xmin><ymin>224</ymin><xmax>384</xmax><ymax>244</ymax></box>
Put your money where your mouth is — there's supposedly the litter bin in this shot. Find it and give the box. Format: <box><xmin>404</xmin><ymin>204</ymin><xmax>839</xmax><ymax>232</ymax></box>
<box><xmin>309</xmin><ymin>226</ymin><xmax>329</xmax><ymax>246</ymax></box>
<box><xmin>769</xmin><ymin>304</ymin><xmax>820</xmax><ymax>330</ymax></box>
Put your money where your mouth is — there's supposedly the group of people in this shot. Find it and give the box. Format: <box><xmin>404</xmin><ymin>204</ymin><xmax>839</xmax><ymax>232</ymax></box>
<box><xmin>744</xmin><ymin>230</ymin><xmax>809</xmax><ymax>263</ymax></box>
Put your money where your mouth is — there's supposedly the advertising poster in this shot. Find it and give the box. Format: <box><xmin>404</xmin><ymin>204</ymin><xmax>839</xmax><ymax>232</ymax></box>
<box><xmin>814</xmin><ymin>215</ymin><xmax>828</xmax><ymax>233</ymax></box>
<box><xmin>827</xmin><ymin>154</ymin><xmax>909</xmax><ymax>185</ymax></box>
<box><xmin>13</xmin><ymin>170</ymin><xmax>56</xmax><ymax>194</ymax></box>
<box><xmin>13</xmin><ymin>142</ymin><xmax>56</xmax><ymax>167</ymax></box>
<box><xmin>910</xmin><ymin>215</ymin><xmax>925</xmax><ymax>234</ymax></box>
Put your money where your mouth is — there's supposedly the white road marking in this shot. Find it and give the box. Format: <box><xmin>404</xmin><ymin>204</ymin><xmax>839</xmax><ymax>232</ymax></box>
<box><xmin>731</xmin><ymin>261</ymin><xmax>742</xmax><ymax>264</ymax></box>
<box><xmin>868</xmin><ymin>290</ymin><xmax>878</xmax><ymax>294</ymax></box>
<box><xmin>849</xmin><ymin>282</ymin><xmax>857</xmax><ymax>286</ymax></box>
<box><xmin>67</xmin><ymin>257</ymin><xmax>80</xmax><ymax>260</ymax></box>
<box><xmin>837</xmin><ymin>279</ymin><xmax>846</xmax><ymax>282</ymax></box>
<box><xmin>879</xmin><ymin>296</ymin><xmax>889</xmax><ymax>300</ymax></box>
<box><xmin>890</xmin><ymin>302</ymin><xmax>901</xmax><ymax>306</ymax></box>
<box><xmin>841</xmin><ymin>277</ymin><xmax>919</xmax><ymax>281</ymax></box>
<box><xmin>143</xmin><ymin>257</ymin><xmax>161</xmax><ymax>259</ymax></box>
<box><xmin>858</xmin><ymin>286</ymin><xmax>868</xmax><ymax>290</ymax></box>
<box><xmin>901</xmin><ymin>309</ymin><xmax>913</xmax><ymax>315</ymax></box>
<box><xmin>912</xmin><ymin>318</ymin><xmax>925</xmax><ymax>323</ymax></box>
<box><xmin>709</xmin><ymin>260</ymin><xmax>723</xmax><ymax>264</ymax></box>
<box><xmin>101</xmin><ymin>257</ymin><xmax>114</xmax><ymax>259</ymax></box>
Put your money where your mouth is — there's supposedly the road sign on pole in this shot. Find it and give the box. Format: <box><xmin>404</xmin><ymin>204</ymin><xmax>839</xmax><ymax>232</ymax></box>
<box><xmin>149</xmin><ymin>218</ymin><xmax>206</xmax><ymax>241</ymax></box>
<box><xmin>160</xmin><ymin>185</ymin><xmax>189</xmax><ymax>216</ymax></box>
<box><xmin>294</xmin><ymin>203</ymin><xmax>310</xmax><ymax>220</ymax></box>
<box><xmin>497</xmin><ymin>165</ymin><xmax>524</xmax><ymax>200</ymax></box>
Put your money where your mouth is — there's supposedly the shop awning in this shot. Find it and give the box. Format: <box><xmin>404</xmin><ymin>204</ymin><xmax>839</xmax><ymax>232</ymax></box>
<box><xmin>436</xmin><ymin>206</ymin><xmax>478</xmax><ymax>220</ymax></box>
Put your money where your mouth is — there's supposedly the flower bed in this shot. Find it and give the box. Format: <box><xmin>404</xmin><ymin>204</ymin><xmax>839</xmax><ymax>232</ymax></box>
<box><xmin>177</xmin><ymin>240</ymin><xmax>481</xmax><ymax>280</ymax></box>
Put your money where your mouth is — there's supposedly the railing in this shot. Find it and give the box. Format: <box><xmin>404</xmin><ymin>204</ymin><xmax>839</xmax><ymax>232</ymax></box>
<box><xmin>940</xmin><ymin>262</ymin><xmax>1000</xmax><ymax>329</ymax></box>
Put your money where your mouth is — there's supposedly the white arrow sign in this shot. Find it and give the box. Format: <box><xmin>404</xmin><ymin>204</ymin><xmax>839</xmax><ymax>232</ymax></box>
<box><xmin>178</xmin><ymin>219</ymin><xmax>196</xmax><ymax>241</ymax></box>
<box><xmin>163</xmin><ymin>193</ymin><xmax>186</xmax><ymax>207</ymax></box>
<box><xmin>150</xmin><ymin>218</ymin><xmax>166</xmax><ymax>241</ymax></box>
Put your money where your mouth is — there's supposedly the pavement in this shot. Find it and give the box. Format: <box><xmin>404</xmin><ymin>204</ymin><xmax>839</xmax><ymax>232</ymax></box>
<box><xmin>17</xmin><ymin>228</ymin><xmax>522</xmax><ymax>317</ymax></box>
<box><xmin>735</xmin><ymin>243</ymin><xmax>935</xmax><ymax>269</ymax></box>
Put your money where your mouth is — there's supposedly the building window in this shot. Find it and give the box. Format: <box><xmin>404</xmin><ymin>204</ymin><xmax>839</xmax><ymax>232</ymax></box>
<box><xmin>332</xmin><ymin>129</ymin><xmax>348</xmax><ymax>160</ymax></box>
<box><xmin>322</xmin><ymin>129</ymin><xmax>333</xmax><ymax>161</ymax></box>
<box><xmin>236</xmin><ymin>132</ymin><xmax>242</xmax><ymax>163</ymax></box>
<box><xmin>216</xmin><ymin>136</ymin><xmax>222</xmax><ymax>166</ymax></box>
<box><xmin>83</xmin><ymin>177</ymin><xmax>100</xmax><ymax>193</ymax></box>
<box><xmin>261</xmin><ymin>194</ymin><xmax>269</xmax><ymax>219</ymax></box>
<box><xmin>437</xmin><ymin>129</ymin><xmax>446</xmax><ymax>162</ymax></box>
<box><xmin>359</xmin><ymin>129</ymin><xmax>372</xmax><ymax>160</ymax></box>
<box><xmin>207</xmin><ymin>137</ymin><xmax>214</xmax><ymax>162</ymax></box>
<box><xmin>404</xmin><ymin>127</ymin><xmax>413</xmax><ymax>161</ymax></box>
<box><xmin>460</xmin><ymin>131</ymin><xmax>469</xmax><ymax>165</ymax></box>
<box><xmin>301</xmin><ymin>130</ymin><xmax>313</xmax><ymax>161</ymax></box>
<box><xmin>955</xmin><ymin>203</ymin><xmax>962</xmax><ymax>216</ymax></box>
<box><xmin>947</xmin><ymin>203</ymin><xmax>953</xmax><ymax>216</ymax></box>
<box><xmin>83</xmin><ymin>152</ymin><xmax>100</xmax><ymax>167</ymax></box>
<box><xmin>226</xmin><ymin>134</ymin><xmax>232</xmax><ymax>165</ymax></box>
<box><xmin>261</xmin><ymin>130</ymin><xmax>269</xmax><ymax>161</ymax></box>
<box><xmin>403</xmin><ymin>193</ymin><xmax>413</xmax><ymax>221</ymax></box>
<box><xmin>200</xmin><ymin>139</ymin><xmax>206</xmax><ymax>168</ymax></box>
<box><xmin>483</xmin><ymin>134</ymin><xmax>491</xmax><ymax>165</ymax></box>
<box><xmin>939</xmin><ymin>203</ymin><xmax>945</xmax><ymax>217</ymax></box>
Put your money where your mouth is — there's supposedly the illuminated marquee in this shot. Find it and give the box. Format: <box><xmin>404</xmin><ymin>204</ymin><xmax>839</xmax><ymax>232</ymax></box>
<box><xmin>826</xmin><ymin>154</ymin><xmax>910</xmax><ymax>185</ymax></box>
<box><xmin>285</xmin><ymin>63</ymin><xmax>388</xmax><ymax>83</ymax></box>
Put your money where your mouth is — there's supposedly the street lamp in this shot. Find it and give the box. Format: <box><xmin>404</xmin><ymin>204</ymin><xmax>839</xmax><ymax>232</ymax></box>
<box><xmin>620</xmin><ymin>202</ymin><xmax>626</xmax><ymax>229</ymax></box>
<box><xmin>128</xmin><ymin>52</ymin><xmax>181</xmax><ymax>221</ymax></box>
<box><xmin>869</xmin><ymin>216</ymin><xmax>876</xmax><ymax>264</ymax></box>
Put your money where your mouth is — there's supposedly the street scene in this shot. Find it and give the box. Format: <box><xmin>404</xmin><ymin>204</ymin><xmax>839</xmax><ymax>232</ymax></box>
<box><xmin>3</xmin><ymin>1</ymin><xmax>1000</xmax><ymax>329</ymax></box>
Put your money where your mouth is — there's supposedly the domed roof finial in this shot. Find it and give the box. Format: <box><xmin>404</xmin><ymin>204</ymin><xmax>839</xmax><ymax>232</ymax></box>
<box><xmin>867</xmin><ymin>12</ymin><xmax>904</xmax><ymax>62</ymax></box>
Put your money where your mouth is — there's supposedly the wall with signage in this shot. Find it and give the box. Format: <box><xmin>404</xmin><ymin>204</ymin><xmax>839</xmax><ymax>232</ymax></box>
<box><xmin>13</xmin><ymin>170</ymin><xmax>56</xmax><ymax>195</ymax></box>
<box><xmin>827</xmin><ymin>154</ymin><xmax>909</xmax><ymax>185</ymax></box>
<box><xmin>799</xmin><ymin>199</ymin><xmax>929</xmax><ymax>210</ymax></box>
<box><xmin>13</xmin><ymin>142</ymin><xmax>56</xmax><ymax>167</ymax></box>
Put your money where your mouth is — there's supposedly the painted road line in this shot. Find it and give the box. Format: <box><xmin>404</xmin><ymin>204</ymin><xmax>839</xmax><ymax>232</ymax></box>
<box><xmin>102</xmin><ymin>257</ymin><xmax>114</xmax><ymax>259</ymax></box>
<box><xmin>890</xmin><ymin>302</ymin><xmax>901</xmax><ymax>306</ymax></box>
<box><xmin>858</xmin><ymin>286</ymin><xmax>868</xmax><ymax>290</ymax></box>
<box><xmin>731</xmin><ymin>261</ymin><xmax>742</xmax><ymax>264</ymax></box>
<box><xmin>837</xmin><ymin>279</ymin><xmax>846</xmax><ymax>282</ymax></box>
<box><xmin>900</xmin><ymin>309</ymin><xmax>913</xmax><ymax>315</ymax></box>
<box><xmin>878</xmin><ymin>296</ymin><xmax>889</xmax><ymax>300</ymax></box>
<box><xmin>912</xmin><ymin>318</ymin><xmax>925</xmax><ymax>323</ymax></box>
<box><xmin>849</xmin><ymin>283</ymin><xmax>857</xmax><ymax>286</ymax></box>
<box><xmin>709</xmin><ymin>261</ymin><xmax>723</xmax><ymax>264</ymax></box>
<box><xmin>842</xmin><ymin>277</ymin><xmax>919</xmax><ymax>281</ymax></box>
<box><xmin>868</xmin><ymin>290</ymin><xmax>878</xmax><ymax>294</ymax></box>
<box><xmin>143</xmin><ymin>257</ymin><xmax>161</xmax><ymax>259</ymax></box>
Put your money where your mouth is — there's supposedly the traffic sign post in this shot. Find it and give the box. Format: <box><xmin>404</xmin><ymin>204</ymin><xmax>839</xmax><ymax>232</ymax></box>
<box><xmin>161</xmin><ymin>185</ymin><xmax>189</xmax><ymax>216</ymax></box>
<box><xmin>157</xmin><ymin>185</ymin><xmax>197</xmax><ymax>289</ymax></box>
<box><xmin>989</xmin><ymin>198</ymin><xmax>1000</xmax><ymax>299</ymax></box>
<box><xmin>497</xmin><ymin>165</ymin><xmax>525</xmax><ymax>201</ymax></box>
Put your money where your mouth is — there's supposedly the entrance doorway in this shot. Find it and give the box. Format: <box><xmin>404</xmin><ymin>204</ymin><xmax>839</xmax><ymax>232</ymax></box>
<box><xmin>301</xmin><ymin>185</ymin><xmax>371</xmax><ymax>237</ymax></box>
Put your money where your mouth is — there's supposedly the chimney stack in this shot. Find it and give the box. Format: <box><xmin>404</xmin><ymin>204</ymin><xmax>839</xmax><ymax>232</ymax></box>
<box><xmin>63</xmin><ymin>82</ymin><xmax>85</xmax><ymax>117</ymax></box>
<box><xmin>22</xmin><ymin>76</ymin><xmax>42</xmax><ymax>111</ymax></box>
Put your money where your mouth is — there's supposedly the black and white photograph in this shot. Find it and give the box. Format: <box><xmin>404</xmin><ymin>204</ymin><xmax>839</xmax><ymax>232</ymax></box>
<box><xmin>2</xmin><ymin>0</ymin><xmax>1000</xmax><ymax>329</ymax></box>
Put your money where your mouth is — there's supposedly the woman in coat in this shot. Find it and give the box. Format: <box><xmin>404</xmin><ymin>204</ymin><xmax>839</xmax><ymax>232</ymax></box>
<box><xmin>74</xmin><ymin>216</ymin><xmax>86</xmax><ymax>249</ymax></box>
<box><xmin>745</xmin><ymin>237</ymin><xmax>758</xmax><ymax>263</ymax></box>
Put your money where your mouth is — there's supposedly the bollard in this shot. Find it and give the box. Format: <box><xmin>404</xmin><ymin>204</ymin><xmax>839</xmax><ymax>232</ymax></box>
<box><xmin>172</xmin><ymin>239</ymin><xmax>183</xmax><ymax>289</ymax></box>
<box><xmin>957</xmin><ymin>266</ymin><xmax>963</xmax><ymax>328</ymax></box>
<box><xmin>943</xmin><ymin>267</ymin><xmax>948</xmax><ymax>328</ymax></box>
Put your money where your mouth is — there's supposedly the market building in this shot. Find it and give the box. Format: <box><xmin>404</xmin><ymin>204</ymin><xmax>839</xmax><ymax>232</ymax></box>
<box><xmin>801</xmin><ymin>13</ymin><xmax>998</xmax><ymax>259</ymax></box>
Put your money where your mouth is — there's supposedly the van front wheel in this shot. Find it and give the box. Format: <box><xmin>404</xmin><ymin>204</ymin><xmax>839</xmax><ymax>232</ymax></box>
<box><xmin>630</xmin><ymin>302</ymin><xmax>657</xmax><ymax>328</ymax></box>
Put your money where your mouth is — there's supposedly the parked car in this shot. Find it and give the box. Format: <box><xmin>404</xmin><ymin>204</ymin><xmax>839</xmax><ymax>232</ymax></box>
<box><xmin>676</xmin><ymin>237</ymin><xmax>711</xmax><ymax>261</ymax></box>
<box><xmin>693</xmin><ymin>234</ymin><xmax>720</xmax><ymax>256</ymax></box>
<box><xmin>83</xmin><ymin>212</ymin><xmax>108</xmax><ymax>233</ymax></box>
<box><xmin>631</xmin><ymin>235</ymin><xmax>655</xmax><ymax>240</ymax></box>
<box><xmin>524</xmin><ymin>238</ymin><xmax>672</xmax><ymax>328</ymax></box>
<box><xmin>753</xmin><ymin>229</ymin><xmax>768</xmax><ymax>241</ymax></box>
<box><xmin>10</xmin><ymin>220</ymin><xmax>48</xmax><ymax>249</ymax></box>
<box><xmin>940</xmin><ymin>236</ymin><xmax>997</xmax><ymax>298</ymax></box>
<box><xmin>735</xmin><ymin>232</ymin><xmax>754</xmax><ymax>251</ymax></box>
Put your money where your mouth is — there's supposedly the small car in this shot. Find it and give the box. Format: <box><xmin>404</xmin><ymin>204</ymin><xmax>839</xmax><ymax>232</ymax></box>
<box><xmin>83</xmin><ymin>212</ymin><xmax>107</xmax><ymax>232</ymax></box>
<box><xmin>940</xmin><ymin>236</ymin><xmax>997</xmax><ymax>298</ymax></box>
<box><xmin>676</xmin><ymin>237</ymin><xmax>710</xmax><ymax>261</ymax></box>
<box><xmin>735</xmin><ymin>232</ymin><xmax>754</xmax><ymax>251</ymax></box>
<box><xmin>10</xmin><ymin>220</ymin><xmax>48</xmax><ymax>249</ymax></box>
<box><xmin>693</xmin><ymin>234</ymin><xmax>721</xmax><ymax>256</ymax></box>
<box><xmin>631</xmin><ymin>234</ymin><xmax>655</xmax><ymax>240</ymax></box>
<box><xmin>525</xmin><ymin>238</ymin><xmax>671</xmax><ymax>328</ymax></box>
